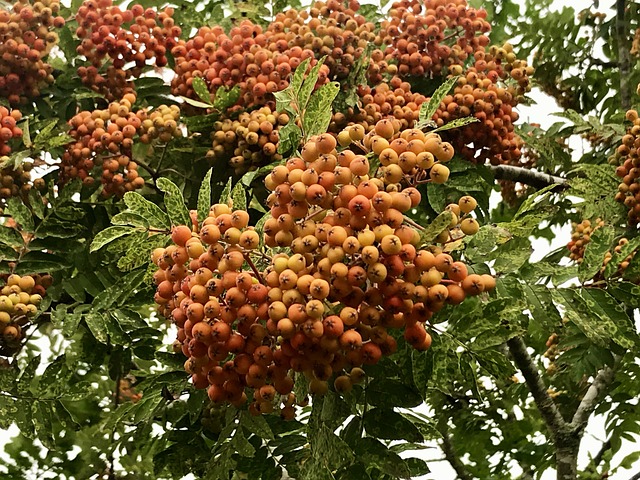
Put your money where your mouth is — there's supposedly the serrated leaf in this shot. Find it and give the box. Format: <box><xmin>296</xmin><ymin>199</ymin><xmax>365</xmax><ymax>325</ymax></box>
<box><xmin>419</xmin><ymin>211</ymin><xmax>453</xmax><ymax>244</ymax></box>
<box><xmin>239</xmin><ymin>410</ymin><xmax>274</xmax><ymax>440</ymax></box>
<box><xmin>433</xmin><ymin>116</ymin><xmax>480</xmax><ymax>132</ymax></box>
<box><xmin>552</xmin><ymin>289</ymin><xmax>612</xmax><ymax>347</ymax></box>
<box><xmin>303</xmin><ymin>81</ymin><xmax>340</xmax><ymax>139</ymax></box>
<box><xmin>111</xmin><ymin>212</ymin><xmax>149</xmax><ymax>228</ymax></box>
<box><xmin>277</xmin><ymin>122</ymin><xmax>302</xmax><ymax>155</ymax></box>
<box><xmin>197</xmin><ymin>168</ymin><xmax>213</xmax><ymax>224</ymax></box>
<box><xmin>123</xmin><ymin>192</ymin><xmax>171</xmax><ymax>230</ymax></box>
<box><xmin>0</xmin><ymin>225</ymin><xmax>24</xmax><ymax>248</ymax></box>
<box><xmin>363</xmin><ymin>408</ymin><xmax>423</xmax><ymax>442</ymax></box>
<box><xmin>27</xmin><ymin>189</ymin><xmax>45</xmax><ymax>220</ymax></box>
<box><xmin>220</xmin><ymin>177</ymin><xmax>233</xmax><ymax>205</ymax></box>
<box><xmin>232</xmin><ymin>427</ymin><xmax>256</xmax><ymax>457</ymax></box>
<box><xmin>298</xmin><ymin>57</ymin><xmax>326</xmax><ymax>113</ymax></box>
<box><xmin>367</xmin><ymin>378</ymin><xmax>422</xmax><ymax>408</ymax></box>
<box><xmin>6</xmin><ymin>197</ymin><xmax>34</xmax><ymax>231</ymax></box>
<box><xmin>191</xmin><ymin>77</ymin><xmax>213</xmax><ymax>106</ymax></box>
<box><xmin>230</xmin><ymin>181</ymin><xmax>246</xmax><ymax>212</ymax></box>
<box><xmin>181</xmin><ymin>96</ymin><xmax>213</xmax><ymax>109</ymax></box>
<box><xmin>90</xmin><ymin>226</ymin><xmax>135</xmax><ymax>253</ymax></box>
<box><xmin>212</xmin><ymin>85</ymin><xmax>241</xmax><ymax>111</ymax></box>
<box><xmin>84</xmin><ymin>312</ymin><xmax>108</xmax><ymax>343</ymax></box>
<box><xmin>579</xmin><ymin>225</ymin><xmax>615</xmax><ymax>282</ymax></box>
<box><xmin>418</xmin><ymin>76</ymin><xmax>459</xmax><ymax>126</ymax></box>
<box><xmin>157</xmin><ymin>178</ymin><xmax>191</xmax><ymax>227</ymax></box>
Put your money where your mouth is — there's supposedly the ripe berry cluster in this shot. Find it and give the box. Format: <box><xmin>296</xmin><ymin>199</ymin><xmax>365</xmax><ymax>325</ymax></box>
<box><xmin>171</xmin><ymin>20</ymin><xmax>329</xmax><ymax>110</ymax></box>
<box><xmin>0</xmin><ymin>273</ymin><xmax>50</xmax><ymax>357</ymax></box>
<box><xmin>568</xmin><ymin>218</ymin><xmax>637</xmax><ymax>279</ymax></box>
<box><xmin>614</xmin><ymin>109</ymin><xmax>640</xmax><ymax>225</ymax></box>
<box><xmin>75</xmin><ymin>0</ymin><xmax>180</xmax><ymax>100</ymax></box>
<box><xmin>433</xmin><ymin>42</ymin><xmax>531</xmax><ymax>165</ymax></box>
<box><xmin>0</xmin><ymin>159</ymin><xmax>36</xmax><ymax>200</ymax></box>
<box><xmin>567</xmin><ymin>218</ymin><xmax>605</xmax><ymax>263</ymax></box>
<box><xmin>0</xmin><ymin>107</ymin><xmax>22</xmax><ymax>156</ymax></box>
<box><xmin>153</xmin><ymin>120</ymin><xmax>494</xmax><ymax>415</ymax></box>
<box><xmin>61</xmin><ymin>93</ymin><xmax>181</xmax><ymax>196</ymax></box>
<box><xmin>208</xmin><ymin>107</ymin><xmax>289</xmax><ymax>175</ymax></box>
<box><xmin>374</xmin><ymin>0</ymin><xmax>490</xmax><ymax>80</ymax></box>
<box><xmin>0</xmin><ymin>0</ymin><xmax>65</xmax><ymax>104</ymax></box>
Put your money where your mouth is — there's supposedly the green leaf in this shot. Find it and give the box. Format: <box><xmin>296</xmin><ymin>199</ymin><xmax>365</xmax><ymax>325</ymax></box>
<box><xmin>552</xmin><ymin>289</ymin><xmax>613</xmax><ymax>347</ymax></box>
<box><xmin>354</xmin><ymin>438</ymin><xmax>411</xmax><ymax>479</ymax></box>
<box><xmin>27</xmin><ymin>189</ymin><xmax>45</xmax><ymax>220</ymax></box>
<box><xmin>111</xmin><ymin>212</ymin><xmax>149</xmax><ymax>228</ymax></box>
<box><xmin>220</xmin><ymin>177</ymin><xmax>233</xmax><ymax>206</ymax></box>
<box><xmin>157</xmin><ymin>177</ymin><xmax>192</xmax><ymax>227</ymax></box>
<box><xmin>239</xmin><ymin>410</ymin><xmax>274</xmax><ymax>440</ymax></box>
<box><xmin>363</xmin><ymin>408</ymin><xmax>423</xmax><ymax>442</ymax></box>
<box><xmin>0</xmin><ymin>225</ymin><xmax>24</xmax><ymax>248</ymax></box>
<box><xmin>580</xmin><ymin>288</ymin><xmax>639</xmax><ymax>350</ymax></box>
<box><xmin>490</xmin><ymin>237</ymin><xmax>532</xmax><ymax>274</ymax></box>
<box><xmin>277</xmin><ymin>122</ymin><xmax>302</xmax><ymax>155</ymax></box>
<box><xmin>433</xmin><ymin>116</ymin><xmax>480</xmax><ymax>132</ymax></box>
<box><xmin>303</xmin><ymin>81</ymin><xmax>340</xmax><ymax>139</ymax></box>
<box><xmin>197</xmin><ymin>168</ymin><xmax>213</xmax><ymax>224</ymax></box>
<box><xmin>604</xmin><ymin>236</ymin><xmax>640</xmax><ymax>279</ymax></box>
<box><xmin>84</xmin><ymin>312</ymin><xmax>108</xmax><ymax>343</ymax></box>
<box><xmin>579</xmin><ymin>225</ymin><xmax>615</xmax><ymax>282</ymax></box>
<box><xmin>212</xmin><ymin>85</ymin><xmax>241</xmax><ymax>111</ymax></box>
<box><xmin>6</xmin><ymin>197</ymin><xmax>34</xmax><ymax>231</ymax></box>
<box><xmin>419</xmin><ymin>211</ymin><xmax>453</xmax><ymax>244</ymax></box>
<box><xmin>232</xmin><ymin>426</ymin><xmax>256</xmax><ymax>457</ymax></box>
<box><xmin>191</xmin><ymin>77</ymin><xmax>213</xmax><ymax>106</ymax></box>
<box><xmin>123</xmin><ymin>192</ymin><xmax>171</xmax><ymax>230</ymax></box>
<box><xmin>366</xmin><ymin>378</ymin><xmax>423</xmax><ymax>408</ymax></box>
<box><xmin>231</xmin><ymin>181</ymin><xmax>246</xmax><ymax>211</ymax></box>
<box><xmin>181</xmin><ymin>96</ymin><xmax>213</xmax><ymax>109</ymax></box>
<box><xmin>298</xmin><ymin>57</ymin><xmax>326</xmax><ymax>113</ymax></box>
<box><xmin>418</xmin><ymin>76</ymin><xmax>459</xmax><ymax>127</ymax></box>
<box><xmin>90</xmin><ymin>226</ymin><xmax>135</xmax><ymax>253</ymax></box>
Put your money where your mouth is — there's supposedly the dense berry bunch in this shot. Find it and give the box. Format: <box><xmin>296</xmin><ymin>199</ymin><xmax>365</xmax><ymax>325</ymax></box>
<box><xmin>61</xmin><ymin>93</ymin><xmax>181</xmax><ymax>196</ymax></box>
<box><xmin>433</xmin><ymin>43</ymin><xmax>531</xmax><ymax>164</ymax></box>
<box><xmin>153</xmin><ymin>120</ymin><xmax>494</xmax><ymax>414</ymax></box>
<box><xmin>568</xmin><ymin>219</ymin><xmax>637</xmax><ymax>280</ymax></box>
<box><xmin>332</xmin><ymin>79</ymin><xmax>427</xmax><ymax>134</ymax></box>
<box><xmin>614</xmin><ymin>109</ymin><xmax>640</xmax><ymax>225</ymax></box>
<box><xmin>0</xmin><ymin>0</ymin><xmax>64</xmax><ymax>104</ymax></box>
<box><xmin>75</xmin><ymin>0</ymin><xmax>180</xmax><ymax>100</ymax></box>
<box><xmin>374</xmin><ymin>0</ymin><xmax>490</xmax><ymax>80</ymax></box>
<box><xmin>0</xmin><ymin>107</ymin><xmax>22</xmax><ymax>156</ymax></box>
<box><xmin>0</xmin><ymin>160</ymin><xmax>36</xmax><ymax>199</ymax></box>
<box><xmin>208</xmin><ymin>107</ymin><xmax>288</xmax><ymax>174</ymax></box>
<box><xmin>567</xmin><ymin>218</ymin><xmax>605</xmax><ymax>263</ymax></box>
<box><xmin>0</xmin><ymin>273</ymin><xmax>50</xmax><ymax>356</ymax></box>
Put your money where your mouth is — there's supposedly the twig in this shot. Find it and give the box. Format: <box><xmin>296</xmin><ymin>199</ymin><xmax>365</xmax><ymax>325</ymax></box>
<box><xmin>242</xmin><ymin>252</ymin><xmax>266</xmax><ymax>285</ymax></box>
<box><xmin>403</xmin><ymin>215</ymin><xmax>425</xmax><ymax>231</ymax></box>
<box><xmin>616</xmin><ymin>0</ymin><xmax>631</xmax><ymax>110</ymax></box>
<box><xmin>506</xmin><ymin>337</ymin><xmax>566</xmax><ymax>440</ymax></box>
<box><xmin>489</xmin><ymin>165</ymin><xmax>567</xmax><ymax>189</ymax></box>
<box><xmin>569</xmin><ymin>365</ymin><xmax>616</xmax><ymax>434</ymax></box>
<box><xmin>441</xmin><ymin>428</ymin><xmax>473</xmax><ymax>480</ymax></box>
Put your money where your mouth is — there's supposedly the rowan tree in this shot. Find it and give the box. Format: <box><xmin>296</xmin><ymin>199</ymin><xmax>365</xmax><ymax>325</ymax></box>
<box><xmin>0</xmin><ymin>1</ymin><xmax>639</xmax><ymax>480</ymax></box>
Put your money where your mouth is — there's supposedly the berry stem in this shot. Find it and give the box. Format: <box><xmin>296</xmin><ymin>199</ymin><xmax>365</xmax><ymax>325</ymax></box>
<box><xmin>403</xmin><ymin>215</ymin><xmax>425</xmax><ymax>231</ymax></box>
<box><xmin>242</xmin><ymin>252</ymin><xmax>266</xmax><ymax>285</ymax></box>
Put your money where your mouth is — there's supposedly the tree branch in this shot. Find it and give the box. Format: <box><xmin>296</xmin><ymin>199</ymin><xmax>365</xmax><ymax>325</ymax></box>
<box><xmin>489</xmin><ymin>165</ymin><xmax>567</xmax><ymax>189</ymax></box>
<box><xmin>569</xmin><ymin>365</ymin><xmax>615</xmax><ymax>433</ymax></box>
<box><xmin>441</xmin><ymin>428</ymin><xmax>473</xmax><ymax>480</ymax></box>
<box><xmin>628</xmin><ymin>472</ymin><xmax>640</xmax><ymax>480</ymax></box>
<box><xmin>616</xmin><ymin>0</ymin><xmax>631</xmax><ymax>110</ymax></box>
<box><xmin>506</xmin><ymin>337</ymin><xmax>566</xmax><ymax>440</ymax></box>
<box><xmin>592</xmin><ymin>438</ymin><xmax>611</xmax><ymax>467</ymax></box>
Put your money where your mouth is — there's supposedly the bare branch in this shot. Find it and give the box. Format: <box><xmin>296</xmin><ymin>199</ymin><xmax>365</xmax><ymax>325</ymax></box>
<box><xmin>570</xmin><ymin>365</ymin><xmax>615</xmax><ymax>433</ymax></box>
<box><xmin>441</xmin><ymin>428</ymin><xmax>473</xmax><ymax>480</ymax></box>
<box><xmin>506</xmin><ymin>337</ymin><xmax>566</xmax><ymax>439</ymax></box>
<box><xmin>489</xmin><ymin>165</ymin><xmax>567</xmax><ymax>189</ymax></box>
<box><xmin>628</xmin><ymin>472</ymin><xmax>640</xmax><ymax>480</ymax></box>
